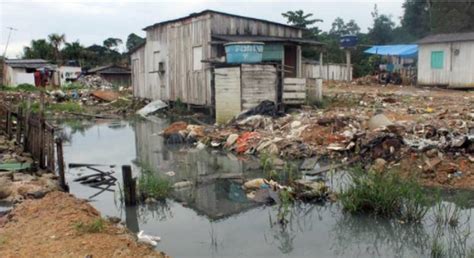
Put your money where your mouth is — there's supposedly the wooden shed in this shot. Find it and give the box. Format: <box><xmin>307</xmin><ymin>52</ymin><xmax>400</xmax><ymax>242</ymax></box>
<box><xmin>417</xmin><ymin>32</ymin><xmax>474</xmax><ymax>89</ymax></box>
<box><xmin>130</xmin><ymin>10</ymin><xmax>323</xmax><ymax>113</ymax></box>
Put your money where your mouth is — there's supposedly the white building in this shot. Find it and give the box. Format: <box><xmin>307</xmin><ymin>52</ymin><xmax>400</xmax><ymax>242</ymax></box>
<box><xmin>417</xmin><ymin>32</ymin><xmax>474</xmax><ymax>89</ymax></box>
<box><xmin>2</xmin><ymin>59</ymin><xmax>57</xmax><ymax>87</ymax></box>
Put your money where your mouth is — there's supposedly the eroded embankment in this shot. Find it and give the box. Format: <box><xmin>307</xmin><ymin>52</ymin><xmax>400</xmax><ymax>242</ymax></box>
<box><xmin>0</xmin><ymin>191</ymin><xmax>168</xmax><ymax>258</ymax></box>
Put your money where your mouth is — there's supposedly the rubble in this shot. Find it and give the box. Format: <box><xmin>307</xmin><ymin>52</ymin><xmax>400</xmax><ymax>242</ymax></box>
<box><xmin>77</xmin><ymin>75</ymin><xmax>113</xmax><ymax>88</ymax></box>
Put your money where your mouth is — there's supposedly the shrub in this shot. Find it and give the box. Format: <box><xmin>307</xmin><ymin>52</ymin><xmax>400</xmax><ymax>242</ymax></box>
<box><xmin>339</xmin><ymin>166</ymin><xmax>430</xmax><ymax>222</ymax></box>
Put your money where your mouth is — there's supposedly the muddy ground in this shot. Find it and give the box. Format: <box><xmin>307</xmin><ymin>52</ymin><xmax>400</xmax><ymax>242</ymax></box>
<box><xmin>0</xmin><ymin>191</ymin><xmax>168</xmax><ymax>258</ymax></box>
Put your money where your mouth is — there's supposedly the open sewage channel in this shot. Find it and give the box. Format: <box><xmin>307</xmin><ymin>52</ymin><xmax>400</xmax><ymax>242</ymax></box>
<box><xmin>61</xmin><ymin>117</ymin><xmax>474</xmax><ymax>258</ymax></box>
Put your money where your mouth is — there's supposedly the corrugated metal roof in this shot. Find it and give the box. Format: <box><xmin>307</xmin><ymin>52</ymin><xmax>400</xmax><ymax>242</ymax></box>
<box><xmin>364</xmin><ymin>44</ymin><xmax>418</xmax><ymax>57</ymax></box>
<box><xmin>417</xmin><ymin>32</ymin><xmax>474</xmax><ymax>44</ymax></box>
<box><xmin>5</xmin><ymin>59</ymin><xmax>56</xmax><ymax>69</ymax></box>
<box><xmin>143</xmin><ymin>10</ymin><xmax>301</xmax><ymax>31</ymax></box>
<box><xmin>212</xmin><ymin>34</ymin><xmax>323</xmax><ymax>46</ymax></box>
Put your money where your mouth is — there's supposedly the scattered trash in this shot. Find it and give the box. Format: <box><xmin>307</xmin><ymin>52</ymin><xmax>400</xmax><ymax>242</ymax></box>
<box><xmin>238</xmin><ymin>100</ymin><xmax>284</xmax><ymax>119</ymax></box>
<box><xmin>137</xmin><ymin>230</ymin><xmax>161</xmax><ymax>246</ymax></box>
<box><xmin>136</xmin><ymin>99</ymin><xmax>168</xmax><ymax>117</ymax></box>
<box><xmin>172</xmin><ymin>181</ymin><xmax>193</xmax><ymax>189</ymax></box>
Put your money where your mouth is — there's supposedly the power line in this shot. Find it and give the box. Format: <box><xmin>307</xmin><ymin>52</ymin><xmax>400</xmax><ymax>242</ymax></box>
<box><xmin>3</xmin><ymin>26</ymin><xmax>18</xmax><ymax>58</ymax></box>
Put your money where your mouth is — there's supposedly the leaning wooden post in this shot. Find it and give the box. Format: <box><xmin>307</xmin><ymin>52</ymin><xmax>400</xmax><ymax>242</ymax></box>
<box><xmin>55</xmin><ymin>138</ymin><xmax>68</xmax><ymax>192</ymax></box>
<box><xmin>122</xmin><ymin>165</ymin><xmax>136</xmax><ymax>206</ymax></box>
<box><xmin>16</xmin><ymin>107</ymin><xmax>23</xmax><ymax>144</ymax></box>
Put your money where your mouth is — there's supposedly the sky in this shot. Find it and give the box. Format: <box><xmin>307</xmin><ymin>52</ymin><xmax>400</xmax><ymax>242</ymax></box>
<box><xmin>0</xmin><ymin>0</ymin><xmax>404</xmax><ymax>58</ymax></box>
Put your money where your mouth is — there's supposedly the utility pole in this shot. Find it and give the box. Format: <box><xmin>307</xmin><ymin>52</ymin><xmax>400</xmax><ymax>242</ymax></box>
<box><xmin>2</xmin><ymin>26</ymin><xmax>18</xmax><ymax>58</ymax></box>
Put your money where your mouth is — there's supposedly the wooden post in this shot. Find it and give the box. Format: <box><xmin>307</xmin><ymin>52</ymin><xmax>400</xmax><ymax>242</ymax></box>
<box><xmin>55</xmin><ymin>138</ymin><xmax>68</xmax><ymax>192</ymax></box>
<box><xmin>345</xmin><ymin>49</ymin><xmax>351</xmax><ymax>82</ymax></box>
<box><xmin>6</xmin><ymin>109</ymin><xmax>12</xmax><ymax>140</ymax></box>
<box><xmin>122</xmin><ymin>165</ymin><xmax>136</xmax><ymax>206</ymax></box>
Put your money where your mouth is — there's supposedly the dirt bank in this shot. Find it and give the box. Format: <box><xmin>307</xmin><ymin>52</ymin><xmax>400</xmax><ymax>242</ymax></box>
<box><xmin>0</xmin><ymin>191</ymin><xmax>168</xmax><ymax>258</ymax></box>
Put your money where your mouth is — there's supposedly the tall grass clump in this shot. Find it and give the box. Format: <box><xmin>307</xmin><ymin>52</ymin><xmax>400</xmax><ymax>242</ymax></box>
<box><xmin>137</xmin><ymin>166</ymin><xmax>172</xmax><ymax>201</ymax></box>
<box><xmin>339</xmin><ymin>166</ymin><xmax>430</xmax><ymax>222</ymax></box>
<box><xmin>74</xmin><ymin>218</ymin><xmax>106</xmax><ymax>233</ymax></box>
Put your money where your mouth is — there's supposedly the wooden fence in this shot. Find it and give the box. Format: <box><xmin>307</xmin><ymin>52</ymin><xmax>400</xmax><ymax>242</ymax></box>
<box><xmin>0</xmin><ymin>103</ymin><xmax>67</xmax><ymax>190</ymax></box>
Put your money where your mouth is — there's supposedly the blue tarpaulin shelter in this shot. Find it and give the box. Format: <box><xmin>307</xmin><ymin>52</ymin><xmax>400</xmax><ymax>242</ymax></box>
<box><xmin>364</xmin><ymin>44</ymin><xmax>418</xmax><ymax>58</ymax></box>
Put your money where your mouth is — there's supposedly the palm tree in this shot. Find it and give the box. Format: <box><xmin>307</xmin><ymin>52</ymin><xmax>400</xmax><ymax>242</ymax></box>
<box><xmin>48</xmin><ymin>33</ymin><xmax>66</xmax><ymax>64</ymax></box>
<box><xmin>103</xmin><ymin>38</ymin><xmax>123</xmax><ymax>51</ymax></box>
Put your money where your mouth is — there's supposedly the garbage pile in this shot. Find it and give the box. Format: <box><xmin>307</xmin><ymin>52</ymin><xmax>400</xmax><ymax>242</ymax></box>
<box><xmin>77</xmin><ymin>75</ymin><xmax>113</xmax><ymax>88</ymax></box>
<box><xmin>162</xmin><ymin>84</ymin><xmax>473</xmax><ymax>188</ymax></box>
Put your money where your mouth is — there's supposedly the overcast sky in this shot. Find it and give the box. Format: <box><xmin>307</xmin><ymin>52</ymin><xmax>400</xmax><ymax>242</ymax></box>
<box><xmin>0</xmin><ymin>0</ymin><xmax>404</xmax><ymax>58</ymax></box>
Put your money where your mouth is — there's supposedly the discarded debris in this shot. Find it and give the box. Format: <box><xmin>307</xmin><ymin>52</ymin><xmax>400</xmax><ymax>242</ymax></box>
<box><xmin>136</xmin><ymin>99</ymin><xmax>168</xmax><ymax>117</ymax></box>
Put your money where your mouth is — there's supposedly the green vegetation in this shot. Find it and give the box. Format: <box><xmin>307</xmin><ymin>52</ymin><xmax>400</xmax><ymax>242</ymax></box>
<box><xmin>0</xmin><ymin>83</ymin><xmax>38</xmax><ymax>92</ymax></box>
<box><xmin>138</xmin><ymin>165</ymin><xmax>172</xmax><ymax>200</ymax></box>
<box><xmin>259</xmin><ymin>152</ymin><xmax>299</xmax><ymax>184</ymax></box>
<box><xmin>62</xmin><ymin>83</ymin><xmax>86</xmax><ymax>91</ymax></box>
<box><xmin>74</xmin><ymin>218</ymin><xmax>106</xmax><ymax>233</ymax></box>
<box><xmin>19</xmin><ymin>101</ymin><xmax>83</xmax><ymax>114</ymax></box>
<box><xmin>339</xmin><ymin>166</ymin><xmax>430</xmax><ymax>222</ymax></box>
<box><xmin>431</xmin><ymin>238</ymin><xmax>446</xmax><ymax>258</ymax></box>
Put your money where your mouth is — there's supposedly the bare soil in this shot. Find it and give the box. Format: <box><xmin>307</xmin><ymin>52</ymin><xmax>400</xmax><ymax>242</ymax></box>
<box><xmin>0</xmin><ymin>191</ymin><xmax>168</xmax><ymax>258</ymax></box>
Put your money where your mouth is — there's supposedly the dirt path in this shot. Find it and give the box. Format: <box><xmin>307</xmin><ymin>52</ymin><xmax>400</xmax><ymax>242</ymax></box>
<box><xmin>0</xmin><ymin>191</ymin><xmax>168</xmax><ymax>258</ymax></box>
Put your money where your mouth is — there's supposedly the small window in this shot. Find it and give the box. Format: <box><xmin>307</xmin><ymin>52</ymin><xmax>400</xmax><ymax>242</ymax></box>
<box><xmin>158</xmin><ymin>62</ymin><xmax>165</xmax><ymax>74</ymax></box>
<box><xmin>431</xmin><ymin>51</ymin><xmax>444</xmax><ymax>69</ymax></box>
<box><xmin>193</xmin><ymin>46</ymin><xmax>203</xmax><ymax>71</ymax></box>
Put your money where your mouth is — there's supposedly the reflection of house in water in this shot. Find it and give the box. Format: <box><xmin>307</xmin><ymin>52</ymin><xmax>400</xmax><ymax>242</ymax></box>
<box><xmin>134</xmin><ymin>120</ymin><xmax>261</xmax><ymax>220</ymax></box>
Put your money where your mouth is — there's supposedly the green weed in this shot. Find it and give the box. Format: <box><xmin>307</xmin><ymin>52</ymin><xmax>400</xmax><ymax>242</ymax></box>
<box><xmin>431</xmin><ymin>238</ymin><xmax>446</xmax><ymax>258</ymax></box>
<box><xmin>74</xmin><ymin>218</ymin><xmax>106</xmax><ymax>233</ymax></box>
<box><xmin>138</xmin><ymin>166</ymin><xmax>172</xmax><ymax>200</ymax></box>
<box><xmin>62</xmin><ymin>83</ymin><xmax>86</xmax><ymax>90</ymax></box>
<box><xmin>339</xmin><ymin>166</ymin><xmax>430</xmax><ymax>222</ymax></box>
<box><xmin>0</xmin><ymin>83</ymin><xmax>38</xmax><ymax>92</ymax></box>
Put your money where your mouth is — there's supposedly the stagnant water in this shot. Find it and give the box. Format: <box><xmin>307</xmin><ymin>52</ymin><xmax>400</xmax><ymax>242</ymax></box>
<box><xmin>62</xmin><ymin>118</ymin><xmax>474</xmax><ymax>258</ymax></box>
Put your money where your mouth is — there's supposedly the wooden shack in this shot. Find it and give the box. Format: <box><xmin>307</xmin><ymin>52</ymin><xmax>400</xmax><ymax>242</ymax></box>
<box><xmin>130</xmin><ymin>10</ymin><xmax>323</xmax><ymax>115</ymax></box>
<box><xmin>87</xmin><ymin>64</ymin><xmax>131</xmax><ymax>87</ymax></box>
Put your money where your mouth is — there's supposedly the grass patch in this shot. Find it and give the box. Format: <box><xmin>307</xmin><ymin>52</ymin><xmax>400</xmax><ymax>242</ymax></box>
<box><xmin>431</xmin><ymin>238</ymin><xmax>446</xmax><ymax>258</ymax></box>
<box><xmin>62</xmin><ymin>83</ymin><xmax>86</xmax><ymax>90</ymax></box>
<box><xmin>74</xmin><ymin>218</ymin><xmax>106</xmax><ymax>233</ymax></box>
<box><xmin>0</xmin><ymin>83</ymin><xmax>38</xmax><ymax>92</ymax></box>
<box><xmin>339</xmin><ymin>166</ymin><xmax>430</xmax><ymax>222</ymax></box>
<box><xmin>48</xmin><ymin>102</ymin><xmax>84</xmax><ymax>113</ymax></box>
<box><xmin>138</xmin><ymin>165</ymin><xmax>172</xmax><ymax>200</ymax></box>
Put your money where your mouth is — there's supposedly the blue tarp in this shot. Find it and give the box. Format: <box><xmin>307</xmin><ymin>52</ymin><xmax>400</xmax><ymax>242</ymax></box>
<box><xmin>364</xmin><ymin>44</ymin><xmax>418</xmax><ymax>58</ymax></box>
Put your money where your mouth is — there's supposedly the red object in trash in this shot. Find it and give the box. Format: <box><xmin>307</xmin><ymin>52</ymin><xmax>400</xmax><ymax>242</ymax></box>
<box><xmin>34</xmin><ymin>71</ymin><xmax>41</xmax><ymax>87</ymax></box>
<box><xmin>236</xmin><ymin>132</ymin><xmax>260</xmax><ymax>153</ymax></box>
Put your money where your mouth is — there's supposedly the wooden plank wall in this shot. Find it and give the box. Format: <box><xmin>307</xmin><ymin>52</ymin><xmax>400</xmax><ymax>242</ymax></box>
<box><xmin>283</xmin><ymin>77</ymin><xmax>306</xmax><ymax>104</ymax></box>
<box><xmin>303</xmin><ymin>63</ymin><xmax>353</xmax><ymax>81</ymax></box>
<box><xmin>240</xmin><ymin>64</ymin><xmax>277</xmax><ymax>110</ymax></box>
<box><xmin>210</xmin><ymin>13</ymin><xmax>301</xmax><ymax>38</ymax></box>
<box><xmin>131</xmin><ymin>45</ymin><xmax>145</xmax><ymax>98</ymax></box>
<box><xmin>215</xmin><ymin>67</ymin><xmax>241</xmax><ymax>124</ymax></box>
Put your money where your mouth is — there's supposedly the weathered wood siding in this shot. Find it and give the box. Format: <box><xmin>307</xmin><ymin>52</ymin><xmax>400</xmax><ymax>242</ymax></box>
<box><xmin>210</xmin><ymin>13</ymin><xmax>301</xmax><ymax>38</ymax></box>
<box><xmin>131</xmin><ymin>45</ymin><xmax>145</xmax><ymax>97</ymax></box>
<box><xmin>241</xmin><ymin>64</ymin><xmax>277</xmax><ymax>110</ymax></box>
<box><xmin>283</xmin><ymin>77</ymin><xmax>306</xmax><ymax>104</ymax></box>
<box><xmin>303</xmin><ymin>63</ymin><xmax>353</xmax><ymax>81</ymax></box>
<box><xmin>418</xmin><ymin>41</ymin><xmax>474</xmax><ymax>88</ymax></box>
<box><xmin>140</xmin><ymin>14</ymin><xmax>213</xmax><ymax>105</ymax></box>
<box><xmin>215</xmin><ymin>67</ymin><xmax>241</xmax><ymax>124</ymax></box>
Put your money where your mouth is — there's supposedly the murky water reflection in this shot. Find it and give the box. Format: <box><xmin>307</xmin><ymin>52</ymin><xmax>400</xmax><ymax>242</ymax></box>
<box><xmin>62</xmin><ymin>118</ymin><xmax>474</xmax><ymax>258</ymax></box>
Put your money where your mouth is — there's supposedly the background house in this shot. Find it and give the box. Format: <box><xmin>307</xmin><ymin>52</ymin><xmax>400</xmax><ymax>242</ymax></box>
<box><xmin>86</xmin><ymin>64</ymin><xmax>131</xmax><ymax>87</ymax></box>
<box><xmin>417</xmin><ymin>32</ymin><xmax>474</xmax><ymax>89</ymax></box>
<box><xmin>130</xmin><ymin>10</ymin><xmax>322</xmax><ymax>116</ymax></box>
<box><xmin>3</xmin><ymin>59</ymin><xmax>58</xmax><ymax>86</ymax></box>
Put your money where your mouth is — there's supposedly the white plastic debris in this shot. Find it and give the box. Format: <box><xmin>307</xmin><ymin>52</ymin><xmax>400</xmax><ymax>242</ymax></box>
<box><xmin>136</xmin><ymin>100</ymin><xmax>168</xmax><ymax>117</ymax></box>
<box><xmin>137</xmin><ymin>230</ymin><xmax>161</xmax><ymax>246</ymax></box>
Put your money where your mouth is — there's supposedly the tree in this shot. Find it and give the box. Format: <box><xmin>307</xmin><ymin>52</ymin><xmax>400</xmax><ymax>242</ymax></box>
<box><xmin>23</xmin><ymin>39</ymin><xmax>54</xmax><ymax>60</ymax></box>
<box><xmin>368</xmin><ymin>5</ymin><xmax>395</xmax><ymax>44</ymax></box>
<box><xmin>401</xmin><ymin>0</ymin><xmax>429</xmax><ymax>38</ymax></box>
<box><xmin>330</xmin><ymin>17</ymin><xmax>361</xmax><ymax>37</ymax></box>
<box><xmin>103</xmin><ymin>37</ymin><xmax>123</xmax><ymax>51</ymax></box>
<box><xmin>282</xmin><ymin>10</ymin><xmax>323</xmax><ymax>38</ymax></box>
<box><xmin>48</xmin><ymin>33</ymin><xmax>66</xmax><ymax>63</ymax></box>
<box><xmin>126</xmin><ymin>33</ymin><xmax>145</xmax><ymax>52</ymax></box>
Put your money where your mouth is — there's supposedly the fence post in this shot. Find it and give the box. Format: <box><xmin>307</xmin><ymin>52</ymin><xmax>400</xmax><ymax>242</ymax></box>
<box><xmin>122</xmin><ymin>165</ymin><xmax>136</xmax><ymax>206</ymax></box>
<box><xmin>39</xmin><ymin>119</ymin><xmax>45</xmax><ymax>169</ymax></box>
<box><xmin>16</xmin><ymin>107</ymin><xmax>22</xmax><ymax>145</ymax></box>
<box><xmin>55</xmin><ymin>138</ymin><xmax>68</xmax><ymax>192</ymax></box>
<box><xmin>6</xmin><ymin>109</ymin><xmax>12</xmax><ymax>140</ymax></box>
